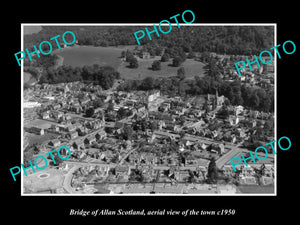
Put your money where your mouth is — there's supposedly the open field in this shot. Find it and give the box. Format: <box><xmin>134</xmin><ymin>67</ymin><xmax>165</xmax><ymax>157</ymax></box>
<box><xmin>25</xmin><ymin>132</ymin><xmax>60</xmax><ymax>146</ymax></box>
<box><xmin>53</xmin><ymin>46</ymin><xmax>123</xmax><ymax>68</ymax></box>
<box><xmin>24</xmin><ymin>118</ymin><xmax>60</xmax><ymax>129</ymax></box>
<box><xmin>24</xmin><ymin>72</ymin><xmax>37</xmax><ymax>85</ymax></box>
<box><xmin>52</xmin><ymin>45</ymin><xmax>206</xmax><ymax>80</ymax></box>
<box><xmin>118</xmin><ymin>57</ymin><xmax>207</xmax><ymax>80</ymax></box>
<box><xmin>23</xmin><ymin>167</ymin><xmax>65</xmax><ymax>193</ymax></box>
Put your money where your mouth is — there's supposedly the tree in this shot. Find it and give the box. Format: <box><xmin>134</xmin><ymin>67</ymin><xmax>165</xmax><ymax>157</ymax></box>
<box><xmin>85</xmin><ymin>107</ymin><xmax>95</xmax><ymax>117</ymax></box>
<box><xmin>177</xmin><ymin>67</ymin><xmax>185</xmax><ymax>80</ymax></box>
<box><xmin>172</xmin><ymin>56</ymin><xmax>182</xmax><ymax>67</ymax></box>
<box><xmin>128</xmin><ymin>57</ymin><xmax>138</xmax><ymax>68</ymax></box>
<box><xmin>122</xmin><ymin>125</ymin><xmax>134</xmax><ymax>140</ymax></box>
<box><xmin>117</xmin><ymin>107</ymin><xmax>128</xmax><ymax>119</ymax></box>
<box><xmin>49</xmin><ymin>153</ymin><xmax>63</xmax><ymax>166</ymax></box>
<box><xmin>161</xmin><ymin>53</ymin><xmax>170</xmax><ymax>62</ymax></box>
<box><xmin>121</xmin><ymin>50</ymin><xmax>126</xmax><ymax>58</ymax></box>
<box><xmin>23</xmin><ymin>149</ymin><xmax>34</xmax><ymax>167</ymax></box>
<box><xmin>151</xmin><ymin>60</ymin><xmax>161</xmax><ymax>71</ymax></box>
<box><xmin>141</xmin><ymin>76</ymin><xmax>155</xmax><ymax>90</ymax></box>
<box><xmin>207</xmin><ymin>157</ymin><xmax>218</xmax><ymax>183</ymax></box>
<box><xmin>93</xmin><ymin>99</ymin><xmax>104</xmax><ymax>108</ymax></box>
<box><xmin>125</xmin><ymin>50</ymin><xmax>135</xmax><ymax>62</ymax></box>
<box><xmin>187</xmin><ymin>50</ymin><xmax>196</xmax><ymax>59</ymax></box>
<box><xmin>33</xmin><ymin>144</ymin><xmax>40</xmax><ymax>154</ymax></box>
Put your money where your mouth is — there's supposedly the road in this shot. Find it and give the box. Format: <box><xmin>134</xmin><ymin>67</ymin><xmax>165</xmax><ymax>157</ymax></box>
<box><xmin>117</xmin><ymin>141</ymin><xmax>143</xmax><ymax>165</ymax></box>
<box><xmin>216</xmin><ymin>147</ymin><xmax>241</xmax><ymax>169</ymax></box>
<box><xmin>62</xmin><ymin>165</ymin><xmax>80</xmax><ymax>194</ymax></box>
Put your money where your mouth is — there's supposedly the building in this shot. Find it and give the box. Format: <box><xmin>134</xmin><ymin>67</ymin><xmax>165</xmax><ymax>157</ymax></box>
<box><xmin>24</xmin><ymin>101</ymin><xmax>41</xmax><ymax>108</ymax></box>
<box><xmin>148</xmin><ymin>90</ymin><xmax>160</xmax><ymax>102</ymax></box>
<box><xmin>84</xmin><ymin>136</ymin><xmax>96</xmax><ymax>145</ymax></box>
<box><xmin>206</xmin><ymin>89</ymin><xmax>225</xmax><ymax>110</ymax></box>
<box><xmin>49</xmin><ymin>139</ymin><xmax>61</xmax><ymax>147</ymax></box>
<box><xmin>68</xmin><ymin>131</ymin><xmax>78</xmax><ymax>139</ymax></box>
<box><xmin>210</xmin><ymin>143</ymin><xmax>225</xmax><ymax>155</ymax></box>
<box><xmin>28</xmin><ymin>127</ymin><xmax>44</xmax><ymax>135</ymax></box>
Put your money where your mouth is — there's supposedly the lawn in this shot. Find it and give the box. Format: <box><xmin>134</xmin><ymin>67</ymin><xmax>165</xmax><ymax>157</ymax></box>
<box><xmin>23</xmin><ymin>167</ymin><xmax>65</xmax><ymax>193</ymax></box>
<box><xmin>118</xmin><ymin>57</ymin><xmax>207</xmax><ymax>80</ymax></box>
<box><xmin>53</xmin><ymin>46</ymin><xmax>123</xmax><ymax>68</ymax></box>
<box><xmin>24</xmin><ymin>72</ymin><xmax>37</xmax><ymax>85</ymax></box>
<box><xmin>52</xmin><ymin>45</ymin><xmax>207</xmax><ymax>80</ymax></box>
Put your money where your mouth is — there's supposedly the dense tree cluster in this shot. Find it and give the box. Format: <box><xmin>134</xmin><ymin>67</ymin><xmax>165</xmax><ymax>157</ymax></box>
<box><xmin>24</xmin><ymin>54</ymin><xmax>59</xmax><ymax>68</ymax></box>
<box><xmin>39</xmin><ymin>64</ymin><xmax>120</xmax><ymax>90</ymax></box>
<box><xmin>24</xmin><ymin>26</ymin><xmax>274</xmax><ymax>56</ymax></box>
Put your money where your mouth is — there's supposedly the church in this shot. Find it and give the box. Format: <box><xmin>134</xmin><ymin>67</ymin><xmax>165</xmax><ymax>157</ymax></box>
<box><xmin>206</xmin><ymin>89</ymin><xmax>225</xmax><ymax>111</ymax></box>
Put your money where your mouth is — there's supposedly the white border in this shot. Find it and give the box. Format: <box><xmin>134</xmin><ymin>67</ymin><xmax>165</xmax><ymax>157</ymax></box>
<box><xmin>21</xmin><ymin>23</ymin><xmax>277</xmax><ymax>196</ymax></box>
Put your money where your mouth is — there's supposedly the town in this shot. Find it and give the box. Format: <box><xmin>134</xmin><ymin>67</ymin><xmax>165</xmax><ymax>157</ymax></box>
<box><xmin>22</xmin><ymin>25</ymin><xmax>275</xmax><ymax>194</ymax></box>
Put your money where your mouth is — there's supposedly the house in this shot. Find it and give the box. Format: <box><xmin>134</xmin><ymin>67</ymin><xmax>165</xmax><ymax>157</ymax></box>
<box><xmin>42</xmin><ymin>111</ymin><xmax>50</xmax><ymax>119</ymax></box>
<box><xmin>223</xmin><ymin>132</ymin><xmax>236</xmax><ymax>144</ymax></box>
<box><xmin>52</xmin><ymin>111</ymin><xmax>63</xmax><ymax>120</ymax></box>
<box><xmin>222</xmin><ymin>165</ymin><xmax>235</xmax><ymax>177</ymax></box>
<box><xmin>142</xmin><ymin>51</ymin><xmax>151</xmax><ymax>59</ymax></box>
<box><xmin>249</xmin><ymin>110</ymin><xmax>260</xmax><ymax>119</ymax></box>
<box><xmin>148</xmin><ymin>90</ymin><xmax>160</xmax><ymax>102</ymax></box>
<box><xmin>68</xmin><ymin>131</ymin><xmax>78</xmax><ymax>139</ymax></box>
<box><xmin>59</xmin><ymin>146</ymin><xmax>71</xmax><ymax>156</ymax></box>
<box><xmin>80</xmin><ymin>98</ymin><xmax>90</xmax><ymax>105</ymax></box>
<box><xmin>29</xmin><ymin>127</ymin><xmax>45</xmax><ymax>135</ymax></box>
<box><xmin>210</xmin><ymin>143</ymin><xmax>225</xmax><ymax>155</ymax></box>
<box><xmin>240</xmin><ymin>165</ymin><xmax>255</xmax><ymax>177</ymax></box>
<box><xmin>239</xmin><ymin>176</ymin><xmax>257</xmax><ymax>185</ymax></box>
<box><xmin>198</xmin><ymin>142</ymin><xmax>208</xmax><ymax>150</ymax></box>
<box><xmin>260</xmin><ymin>176</ymin><xmax>274</xmax><ymax>185</ymax></box>
<box><xmin>50</xmin><ymin>124</ymin><xmax>60</xmax><ymax>132</ymax></box>
<box><xmin>165</xmin><ymin>122</ymin><xmax>181</xmax><ymax>132</ymax></box>
<box><xmin>72</xmin><ymin>106</ymin><xmax>82</xmax><ymax>114</ymax></box>
<box><xmin>177</xmin><ymin>170</ymin><xmax>190</xmax><ymax>182</ymax></box>
<box><xmin>152</xmin><ymin>130</ymin><xmax>180</xmax><ymax>141</ymax></box>
<box><xmin>61</xmin><ymin>114</ymin><xmax>72</xmax><ymax>121</ymax></box>
<box><xmin>115</xmin><ymin>166</ymin><xmax>130</xmax><ymax>176</ymax></box>
<box><xmin>72</xmin><ymin>141</ymin><xmax>84</xmax><ymax>150</ymax></box>
<box><xmin>84</xmin><ymin>136</ymin><xmax>96</xmax><ymax>145</ymax></box>
<box><xmin>228</xmin><ymin>115</ymin><xmax>239</xmax><ymax>125</ymax></box>
<box><xmin>235</xmin><ymin>128</ymin><xmax>246</xmax><ymax>138</ymax></box>
<box><xmin>261</xmin><ymin>164</ymin><xmax>274</xmax><ymax>177</ymax></box>
<box><xmin>66</xmin><ymin>125</ymin><xmax>76</xmax><ymax>132</ymax></box>
<box><xmin>53</xmin><ymin>104</ymin><xmax>61</xmax><ymax>110</ymax></box>
<box><xmin>95</xmin><ymin>130</ymin><xmax>107</xmax><ymax>140</ymax></box>
<box><xmin>206</xmin><ymin>111</ymin><xmax>216</xmax><ymax>120</ymax></box>
<box><xmin>49</xmin><ymin>139</ymin><xmax>61</xmax><ymax>147</ymax></box>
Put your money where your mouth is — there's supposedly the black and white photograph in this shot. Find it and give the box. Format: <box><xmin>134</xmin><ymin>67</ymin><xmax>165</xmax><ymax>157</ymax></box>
<box><xmin>4</xmin><ymin>5</ymin><xmax>299</xmax><ymax>224</ymax></box>
<box><xmin>20</xmin><ymin>24</ymin><xmax>276</xmax><ymax>196</ymax></box>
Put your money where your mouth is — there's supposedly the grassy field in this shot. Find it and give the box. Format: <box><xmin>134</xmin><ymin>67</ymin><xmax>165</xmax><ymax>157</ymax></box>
<box><xmin>118</xmin><ymin>57</ymin><xmax>207</xmax><ymax>80</ymax></box>
<box><xmin>52</xmin><ymin>45</ymin><xmax>207</xmax><ymax>80</ymax></box>
<box><xmin>53</xmin><ymin>46</ymin><xmax>123</xmax><ymax>68</ymax></box>
<box><xmin>24</xmin><ymin>72</ymin><xmax>37</xmax><ymax>85</ymax></box>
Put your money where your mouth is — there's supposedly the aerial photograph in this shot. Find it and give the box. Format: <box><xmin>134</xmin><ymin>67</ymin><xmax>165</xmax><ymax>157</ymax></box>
<box><xmin>22</xmin><ymin>24</ymin><xmax>275</xmax><ymax>195</ymax></box>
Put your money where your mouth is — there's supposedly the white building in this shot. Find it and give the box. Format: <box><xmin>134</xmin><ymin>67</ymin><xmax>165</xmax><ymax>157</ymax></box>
<box><xmin>23</xmin><ymin>101</ymin><xmax>41</xmax><ymax>108</ymax></box>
